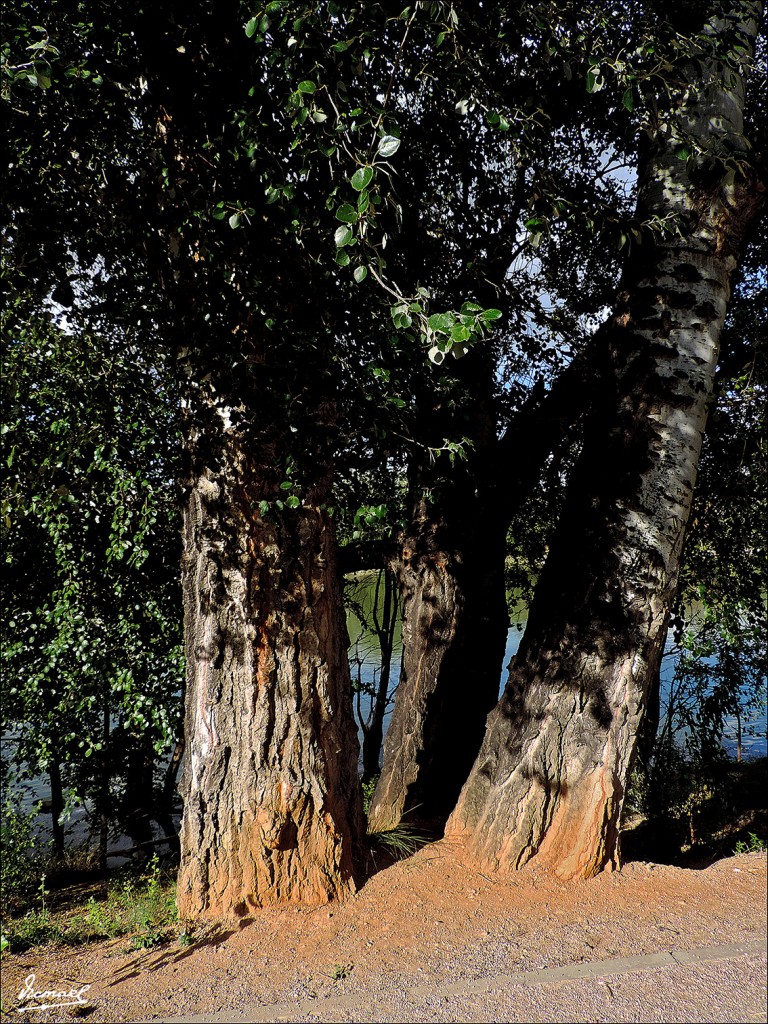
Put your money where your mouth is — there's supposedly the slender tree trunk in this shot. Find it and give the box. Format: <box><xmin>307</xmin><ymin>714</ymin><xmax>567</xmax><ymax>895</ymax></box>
<box><xmin>360</xmin><ymin>569</ymin><xmax>399</xmax><ymax>786</ymax></box>
<box><xmin>447</xmin><ymin>1</ymin><xmax>764</xmax><ymax>879</ymax></box>
<box><xmin>162</xmin><ymin>738</ymin><xmax>185</xmax><ymax>820</ymax></box>
<box><xmin>98</xmin><ymin>703</ymin><xmax>110</xmax><ymax>872</ymax></box>
<box><xmin>636</xmin><ymin>663</ymin><xmax>661</xmax><ymax>769</ymax></box>
<box><xmin>177</xmin><ymin>407</ymin><xmax>365</xmax><ymax>921</ymax></box>
<box><xmin>48</xmin><ymin>757</ymin><xmax>65</xmax><ymax>860</ymax></box>
<box><xmin>119</xmin><ymin>736</ymin><xmax>156</xmax><ymax>854</ymax></box>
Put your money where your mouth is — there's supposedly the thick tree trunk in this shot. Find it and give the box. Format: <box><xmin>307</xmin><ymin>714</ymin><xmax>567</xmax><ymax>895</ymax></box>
<box><xmin>446</xmin><ymin>1</ymin><xmax>764</xmax><ymax>879</ymax></box>
<box><xmin>177</xmin><ymin>414</ymin><xmax>365</xmax><ymax>920</ymax></box>
<box><xmin>368</xmin><ymin>473</ymin><xmax>510</xmax><ymax>833</ymax></box>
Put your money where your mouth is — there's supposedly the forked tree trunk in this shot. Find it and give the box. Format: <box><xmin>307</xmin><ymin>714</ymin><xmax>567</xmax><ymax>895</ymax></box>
<box><xmin>177</xmin><ymin>410</ymin><xmax>365</xmax><ymax>920</ymax></box>
<box><xmin>368</xmin><ymin>337</ymin><xmax>606</xmax><ymax>835</ymax></box>
<box><xmin>446</xmin><ymin>1</ymin><xmax>764</xmax><ymax>879</ymax></box>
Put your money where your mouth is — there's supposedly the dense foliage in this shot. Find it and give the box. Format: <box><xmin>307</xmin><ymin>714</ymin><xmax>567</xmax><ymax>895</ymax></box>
<box><xmin>1</xmin><ymin>0</ymin><xmax>764</xmax><ymax>869</ymax></box>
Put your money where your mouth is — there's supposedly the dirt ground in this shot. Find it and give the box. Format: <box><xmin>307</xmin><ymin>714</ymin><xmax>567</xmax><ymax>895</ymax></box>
<box><xmin>1</xmin><ymin>840</ymin><xmax>765</xmax><ymax>1023</ymax></box>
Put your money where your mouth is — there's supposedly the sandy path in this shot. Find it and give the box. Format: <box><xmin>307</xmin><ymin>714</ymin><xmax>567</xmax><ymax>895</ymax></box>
<box><xmin>2</xmin><ymin>844</ymin><xmax>765</xmax><ymax>1023</ymax></box>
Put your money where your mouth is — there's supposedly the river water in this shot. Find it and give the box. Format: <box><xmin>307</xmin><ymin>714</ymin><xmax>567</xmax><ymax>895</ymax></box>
<box><xmin>349</xmin><ymin>597</ymin><xmax>767</xmax><ymax>765</ymax></box>
<box><xmin>6</xmin><ymin>600</ymin><xmax>765</xmax><ymax>861</ymax></box>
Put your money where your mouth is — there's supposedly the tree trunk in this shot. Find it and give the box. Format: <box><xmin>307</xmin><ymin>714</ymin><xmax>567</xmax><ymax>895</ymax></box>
<box><xmin>176</xmin><ymin>411</ymin><xmax>365</xmax><ymax>921</ymax></box>
<box><xmin>368</xmin><ymin>469</ymin><xmax>510</xmax><ymax>833</ymax></box>
<box><xmin>359</xmin><ymin>569</ymin><xmax>399</xmax><ymax>786</ymax></box>
<box><xmin>98</xmin><ymin>703</ymin><xmax>110</xmax><ymax>872</ymax></box>
<box><xmin>446</xmin><ymin>1</ymin><xmax>764</xmax><ymax>879</ymax></box>
<box><xmin>48</xmin><ymin>757</ymin><xmax>65</xmax><ymax>861</ymax></box>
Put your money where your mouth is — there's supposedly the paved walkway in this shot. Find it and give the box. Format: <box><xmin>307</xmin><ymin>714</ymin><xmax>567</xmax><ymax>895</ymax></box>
<box><xmin>157</xmin><ymin>937</ymin><xmax>767</xmax><ymax>1024</ymax></box>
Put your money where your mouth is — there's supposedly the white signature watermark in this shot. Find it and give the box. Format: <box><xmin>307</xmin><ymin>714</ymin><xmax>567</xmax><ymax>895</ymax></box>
<box><xmin>16</xmin><ymin>973</ymin><xmax>92</xmax><ymax>1014</ymax></box>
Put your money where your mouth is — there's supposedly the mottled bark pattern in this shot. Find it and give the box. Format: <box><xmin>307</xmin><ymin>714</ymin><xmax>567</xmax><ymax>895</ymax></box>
<box><xmin>369</xmin><ymin>488</ymin><xmax>509</xmax><ymax>833</ymax></box>
<box><xmin>447</xmin><ymin>2</ymin><xmax>764</xmax><ymax>878</ymax></box>
<box><xmin>177</xmin><ymin>426</ymin><xmax>364</xmax><ymax>920</ymax></box>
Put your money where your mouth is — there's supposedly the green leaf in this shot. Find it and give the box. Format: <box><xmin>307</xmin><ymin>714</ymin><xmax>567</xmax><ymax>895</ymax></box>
<box><xmin>357</xmin><ymin>190</ymin><xmax>370</xmax><ymax>214</ymax></box>
<box><xmin>353</xmin><ymin>265</ymin><xmax>368</xmax><ymax>283</ymax></box>
<box><xmin>297</xmin><ymin>80</ymin><xmax>317</xmax><ymax>94</ymax></box>
<box><xmin>428</xmin><ymin>312</ymin><xmax>455</xmax><ymax>333</ymax></box>
<box><xmin>586</xmin><ymin>70</ymin><xmax>604</xmax><ymax>93</ymax></box>
<box><xmin>676</xmin><ymin>145</ymin><xmax>691</xmax><ymax>161</ymax></box>
<box><xmin>480</xmin><ymin>308</ymin><xmax>502</xmax><ymax>321</ymax></box>
<box><xmin>228</xmin><ymin>213</ymin><xmax>241</xmax><ymax>229</ymax></box>
<box><xmin>450</xmin><ymin>323</ymin><xmax>472</xmax><ymax>344</ymax></box>
<box><xmin>377</xmin><ymin>135</ymin><xmax>401</xmax><ymax>159</ymax></box>
<box><xmin>245</xmin><ymin>17</ymin><xmax>259</xmax><ymax>37</ymax></box>
<box><xmin>622</xmin><ymin>88</ymin><xmax>634</xmax><ymax>112</ymax></box>
<box><xmin>335</xmin><ymin>204</ymin><xmax>358</xmax><ymax>223</ymax></box>
<box><xmin>286</xmin><ymin>495</ymin><xmax>300</xmax><ymax>509</ymax></box>
<box><xmin>350</xmin><ymin>166</ymin><xmax>374</xmax><ymax>191</ymax></box>
<box><xmin>335</xmin><ymin>225</ymin><xmax>353</xmax><ymax>246</ymax></box>
<box><xmin>336</xmin><ymin>250</ymin><xmax>351</xmax><ymax>267</ymax></box>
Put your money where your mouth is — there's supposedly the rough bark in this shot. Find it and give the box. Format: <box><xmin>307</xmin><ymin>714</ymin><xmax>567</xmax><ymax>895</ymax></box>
<box><xmin>446</xmin><ymin>1</ymin><xmax>764</xmax><ymax>879</ymax></box>
<box><xmin>368</xmin><ymin>460</ymin><xmax>510</xmax><ymax>833</ymax></box>
<box><xmin>177</xmin><ymin>407</ymin><xmax>365</xmax><ymax>921</ymax></box>
<box><xmin>367</xmin><ymin>316</ymin><xmax>611</xmax><ymax>834</ymax></box>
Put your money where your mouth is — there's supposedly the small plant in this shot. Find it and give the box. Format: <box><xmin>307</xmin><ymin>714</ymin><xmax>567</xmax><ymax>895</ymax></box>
<box><xmin>367</xmin><ymin>822</ymin><xmax>428</xmax><ymax>860</ymax></box>
<box><xmin>177</xmin><ymin>929</ymin><xmax>193</xmax><ymax>948</ymax></box>
<box><xmin>734</xmin><ymin>831</ymin><xmax>767</xmax><ymax>854</ymax></box>
<box><xmin>3</xmin><ymin>873</ymin><xmax>63</xmax><ymax>952</ymax></box>
<box><xmin>361</xmin><ymin>775</ymin><xmax>379</xmax><ymax>817</ymax></box>
<box><xmin>131</xmin><ymin>927</ymin><xmax>164</xmax><ymax>949</ymax></box>
<box><xmin>330</xmin><ymin>962</ymin><xmax>354</xmax><ymax>981</ymax></box>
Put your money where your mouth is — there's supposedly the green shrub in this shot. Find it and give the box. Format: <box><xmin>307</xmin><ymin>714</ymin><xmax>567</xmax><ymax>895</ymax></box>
<box><xmin>734</xmin><ymin>831</ymin><xmax>767</xmax><ymax>854</ymax></box>
<box><xmin>0</xmin><ymin>789</ymin><xmax>44</xmax><ymax>914</ymax></box>
<box><xmin>77</xmin><ymin>855</ymin><xmax>177</xmax><ymax>946</ymax></box>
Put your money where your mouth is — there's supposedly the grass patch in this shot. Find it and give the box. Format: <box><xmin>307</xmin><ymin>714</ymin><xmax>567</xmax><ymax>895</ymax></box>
<box><xmin>367</xmin><ymin>823</ymin><xmax>428</xmax><ymax>860</ymax></box>
<box><xmin>1</xmin><ymin>856</ymin><xmax>185</xmax><ymax>953</ymax></box>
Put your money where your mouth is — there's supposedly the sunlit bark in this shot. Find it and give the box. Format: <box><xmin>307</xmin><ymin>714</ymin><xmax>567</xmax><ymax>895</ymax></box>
<box><xmin>447</xmin><ymin>1</ymin><xmax>764</xmax><ymax>878</ymax></box>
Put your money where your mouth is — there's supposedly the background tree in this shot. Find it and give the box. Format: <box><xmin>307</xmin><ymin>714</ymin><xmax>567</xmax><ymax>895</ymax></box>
<box><xmin>1</xmin><ymin>308</ymin><xmax>183</xmax><ymax>864</ymax></box>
